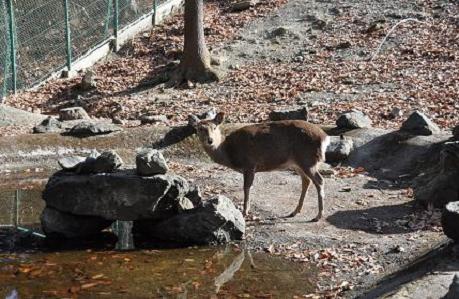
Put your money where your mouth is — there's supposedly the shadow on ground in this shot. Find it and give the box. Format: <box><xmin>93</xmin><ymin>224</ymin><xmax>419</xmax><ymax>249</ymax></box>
<box><xmin>326</xmin><ymin>201</ymin><xmax>417</xmax><ymax>235</ymax></box>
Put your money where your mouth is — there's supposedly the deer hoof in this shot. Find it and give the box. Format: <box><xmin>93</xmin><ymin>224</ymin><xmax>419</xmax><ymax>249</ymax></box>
<box><xmin>285</xmin><ymin>212</ymin><xmax>298</xmax><ymax>218</ymax></box>
<box><xmin>310</xmin><ymin>216</ymin><xmax>321</xmax><ymax>222</ymax></box>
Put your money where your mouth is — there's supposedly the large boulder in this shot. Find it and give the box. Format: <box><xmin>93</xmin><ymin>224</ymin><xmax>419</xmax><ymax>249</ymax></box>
<box><xmin>326</xmin><ymin>136</ymin><xmax>354</xmax><ymax>163</ymax></box>
<box><xmin>336</xmin><ymin>110</ymin><xmax>372</xmax><ymax>129</ymax></box>
<box><xmin>453</xmin><ymin>124</ymin><xmax>459</xmax><ymax>141</ymax></box>
<box><xmin>59</xmin><ymin>107</ymin><xmax>90</xmax><ymax>121</ymax></box>
<box><xmin>67</xmin><ymin>121</ymin><xmax>122</xmax><ymax>137</ymax></box>
<box><xmin>41</xmin><ymin>207</ymin><xmax>112</xmax><ymax>238</ymax></box>
<box><xmin>90</xmin><ymin>150</ymin><xmax>123</xmax><ymax>173</ymax></box>
<box><xmin>442</xmin><ymin>201</ymin><xmax>459</xmax><ymax>241</ymax></box>
<box><xmin>135</xmin><ymin>195</ymin><xmax>245</xmax><ymax>245</ymax></box>
<box><xmin>269</xmin><ymin>106</ymin><xmax>309</xmax><ymax>121</ymax></box>
<box><xmin>58</xmin><ymin>156</ymin><xmax>86</xmax><ymax>171</ymax></box>
<box><xmin>59</xmin><ymin>150</ymin><xmax>123</xmax><ymax>174</ymax></box>
<box><xmin>42</xmin><ymin>172</ymin><xmax>195</xmax><ymax>221</ymax></box>
<box><xmin>445</xmin><ymin>274</ymin><xmax>459</xmax><ymax>298</ymax></box>
<box><xmin>400</xmin><ymin>111</ymin><xmax>440</xmax><ymax>136</ymax></box>
<box><xmin>33</xmin><ymin>117</ymin><xmax>63</xmax><ymax>133</ymax></box>
<box><xmin>415</xmin><ymin>142</ymin><xmax>459</xmax><ymax>207</ymax></box>
<box><xmin>136</xmin><ymin>149</ymin><xmax>168</xmax><ymax>176</ymax></box>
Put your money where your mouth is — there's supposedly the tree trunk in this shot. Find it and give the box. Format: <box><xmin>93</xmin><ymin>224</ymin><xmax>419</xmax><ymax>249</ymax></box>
<box><xmin>170</xmin><ymin>0</ymin><xmax>218</xmax><ymax>84</ymax></box>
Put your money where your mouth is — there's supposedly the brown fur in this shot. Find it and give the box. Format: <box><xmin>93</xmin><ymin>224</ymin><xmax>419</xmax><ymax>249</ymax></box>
<box><xmin>191</xmin><ymin>113</ymin><xmax>329</xmax><ymax>220</ymax></box>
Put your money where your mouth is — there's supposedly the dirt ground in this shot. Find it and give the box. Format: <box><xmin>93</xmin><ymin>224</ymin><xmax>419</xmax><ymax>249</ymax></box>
<box><xmin>170</xmin><ymin>157</ymin><xmax>445</xmax><ymax>297</ymax></box>
<box><xmin>0</xmin><ymin>127</ymin><xmax>448</xmax><ymax>298</ymax></box>
<box><xmin>4</xmin><ymin>0</ymin><xmax>458</xmax><ymax>135</ymax></box>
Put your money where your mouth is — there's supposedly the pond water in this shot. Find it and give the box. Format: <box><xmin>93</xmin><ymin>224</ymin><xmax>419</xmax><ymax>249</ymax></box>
<box><xmin>0</xmin><ymin>188</ymin><xmax>318</xmax><ymax>298</ymax></box>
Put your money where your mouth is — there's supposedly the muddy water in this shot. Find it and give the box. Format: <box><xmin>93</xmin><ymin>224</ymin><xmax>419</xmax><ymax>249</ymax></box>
<box><xmin>0</xmin><ymin>188</ymin><xmax>318</xmax><ymax>298</ymax></box>
<box><xmin>0</xmin><ymin>247</ymin><xmax>316</xmax><ymax>298</ymax></box>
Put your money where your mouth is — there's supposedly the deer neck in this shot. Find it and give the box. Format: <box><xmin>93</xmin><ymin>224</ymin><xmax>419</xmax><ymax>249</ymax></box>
<box><xmin>202</xmin><ymin>130</ymin><xmax>230</xmax><ymax>167</ymax></box>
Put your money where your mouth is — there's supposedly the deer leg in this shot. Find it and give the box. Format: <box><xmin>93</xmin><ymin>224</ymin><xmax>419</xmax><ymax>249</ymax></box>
<box><xmin>287</xmin><ymin>172</ymin><xmax>311</xmax><ymax>218</ymax></box>
<box><xmin>304</xmin><ymin>167</ymin><xmax>325</xmax><ymax>222</ymax></box>
<box><xmin>243</xmin><ymin>170</ymin><xmax>255</xmax><ymax>216</ymax></box>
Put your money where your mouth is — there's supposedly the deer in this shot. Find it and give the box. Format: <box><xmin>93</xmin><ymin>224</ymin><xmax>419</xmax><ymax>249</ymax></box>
<box><xmin>189</xmin><ymin>112</ymin><xmax>330</xmax><ymax>221</ymax></box>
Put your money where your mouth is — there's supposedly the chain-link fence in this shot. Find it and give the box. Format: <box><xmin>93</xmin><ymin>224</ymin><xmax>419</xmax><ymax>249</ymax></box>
<box><xmin>0</xmin><ymin>189</ymin><xmax>45</xmax><ymax>237</ymax></box>
<box><xmin>0</xmin><ymin>0</ymin><xmax>172</xmax><ymax>99</ymax></box>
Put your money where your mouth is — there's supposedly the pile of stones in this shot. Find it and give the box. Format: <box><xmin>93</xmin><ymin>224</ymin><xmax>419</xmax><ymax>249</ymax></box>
<box><xmin>41</xmin><ymin>149</ymin><xmax>245</xmax><ymax>245</ymax></box>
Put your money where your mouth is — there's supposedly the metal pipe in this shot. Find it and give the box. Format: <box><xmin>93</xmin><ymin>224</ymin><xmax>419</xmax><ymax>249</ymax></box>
<box><xmin>63</xmin><ymin>0</ymin><xmax>72</xmax><ymax>71</ymax></box>
<box><xmin>6</xmin><ymin>0</ymin><xmax>17</xmax><ymax>93</ymax></box>
<box><xmin>114</xmin><ymin>0</ymin><xmax>119</xmax><ymax>40</ymax></box>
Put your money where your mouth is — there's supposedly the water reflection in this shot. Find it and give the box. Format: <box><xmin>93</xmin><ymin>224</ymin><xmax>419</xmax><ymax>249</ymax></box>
<box><xmin>0</xmin><ymin>246</ymin><xmax>316</xmax><ymax>298</ymax></box>
<box><xmin>0</xmin><ymin>188</ymin><xmax>318</xmax><ymax>297</ymax></box>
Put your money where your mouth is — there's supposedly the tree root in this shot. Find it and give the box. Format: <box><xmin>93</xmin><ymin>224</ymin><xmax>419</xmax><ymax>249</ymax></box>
<box><xmin>166</xmin><ymin>63</ymin><xmax>221</xmax><ymax>88</ymax></box>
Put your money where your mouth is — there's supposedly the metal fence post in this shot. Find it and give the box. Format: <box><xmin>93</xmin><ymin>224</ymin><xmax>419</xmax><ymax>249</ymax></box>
<box><xmin>13</xmin><ymin>190</ymin><xmax>19</xmax><ymax>227</ymax></box>
<box><xmin>6</xmin><ymin>0</ymin><xmax>17</xmax><ymax>94</ymax></box>
<box><xmin>64</xmin><ymin>0</ymin><xmax>72</xmax><ymax>72</ymax></box>
<box><xmin>113</xmin><ymin>0</ymin><xmax>119</xmax><ymax>50</ymax></box>
<box><xmin>153</xmin><ymin>0</ymin><xmax>157</xmax><ymax>25</ymax></box>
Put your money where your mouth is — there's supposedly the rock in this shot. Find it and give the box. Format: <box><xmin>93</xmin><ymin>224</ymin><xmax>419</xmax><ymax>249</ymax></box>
<box><xmin>42</xmin><ymin>172</ymin><xmax>192</xmax><ymax>221</ymax></box>
<box><xmin>67</xmin><ymin>121</ymin><xmax>122</xmax><ymax>137</ymax></box>
<box><xmin>445</xmin><ymin>274</ymin><xmax>459</xmax><ymax>299</ymax></box>
<box><xmin>41</xmin><ymin>207</ymin><xmax>112</xmax><ymax>238</ymax></box>
<box><xmin>328</xmin><ymin>7</ymin><xmax>342</xmax><ymax>16</ymax></box>
<box><xmin>318</xmin><ymin>163</ymin><xmax>335</xmax><ymax>177</ymax></box>
<box><xmin>269</xmin><ymin>106</ymin><xmax>309</xmax><ymax>121</ymax></box>
<box><xmin>270</xmin><ymin>27</ymin><xmax>289</xmax><ymax>38</ymax></box>
<box><xmin>415</xmin><ymin>142</ymin><xmax>459</xmax><ymax>207</ymax></box>
<box><xmin>336</xmin><ymin>41</ymin><xmax>352</xmax><ymax>49</ymax></box>
<box><xmin>326</xmin><ymin>136</ymin><xmax>354</xmax><ymax>162</ymax></box>
<box><xmin>400</xmin><ymin>111</ymin><xmax>440</xmax><ymax>136</ymax></box>
<box><xmin>136</xmin><ymin>148</ymin><xmax>168</xmax><ymax>176</ymax></box>
<box><xmin>0</xmin><ymin>104</ymin><xmax>47</xmax><ymax>127</ymax></box>
<box><xmin>112</xmin><ymin>117</ymin><xmax>124</xmax><ymax>125</ymax></box>
<box><xmin>58</xmin><ymin>156</ymin><xmax>86</xmax><ymax>171</ymax></box>
<box><xmin>59</xmin><ymin>107</ymin><xmax>90</xmax><ymax>121</ymax></box>
<box><xmin>91</xmin><ymin>150</ymin><xmax>123</xmax><ymax>173</ymax></box>
<box><xmin>453</xmin><ymin>124</ymin><xmax>459</xmax><ymax>140</ymax></box>
<box><xmin>311</xmin><ymin>19</ymin><xmax>327</xmax><ymax>30</ymax></box>
<box><xmin>231</xmin><ymin>0</ymin><xmax>257</xmax><ymax>12</ymax></box>
<box><xmin>365</xmin><ymin>21</ymin><xmax>385</xmax><ymax>34</ymax></box>
<box><xmin>135</xmin><ymin>195</ymin><xmax>245</xmax><ymax>245</ymax></box>
<box><xmin>59</xmin><ymin>150</ymin><xmax>122</xmax><ymax>174</ymax></box>
<box><xmin>185</xmin><ymin>184</ymin><xmax>203</xmax><ymax>207</ymax></box>
<box><xmin>336</xmin><ymin>110</ymin><xmax>372</xmax><ymax>129</ymax></box>
<box><xmin>442</xmin><ymin>202</ymin><xmax>459</xmax><ymax>241</ymax></box>
<box><xmin>389</xmin><ymin>107</ymin><xmax>403</xmax><ymax>119</ymax></box>
<box><xmin>441</xmin><ymin>142</ymin><xmax>459</xmax><ymax>172</ymax></box>
<box><xmin>80</xmin><ymin>70</ymin><xmax>97</xmax><ymax>90</ymax></box>
<box><xmin>139</xmin><ymin>114</ymin><xmax>168</xmax><ymax>125</ymax></box>
<box><xmin>33</xmin><ymin>116</ymin><xmax>63</xmax><ymax>133</ymax></box>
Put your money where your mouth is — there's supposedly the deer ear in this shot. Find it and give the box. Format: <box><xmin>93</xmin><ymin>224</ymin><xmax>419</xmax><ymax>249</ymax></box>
<box><xmin>188</xmin><ymin>114</ymin><xmax>200</xmax><ymax>128</ymax></box>
<box><xmin>214</xmin><ymin>112</ymin><xmax>225</xmax><ymax>125</ymax></box>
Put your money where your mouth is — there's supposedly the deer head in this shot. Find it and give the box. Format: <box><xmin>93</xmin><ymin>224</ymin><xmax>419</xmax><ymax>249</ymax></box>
<box><xmin>189</xmin><ymin>112</ymin><xmax>225</xmax><ymax>148</ymax></box>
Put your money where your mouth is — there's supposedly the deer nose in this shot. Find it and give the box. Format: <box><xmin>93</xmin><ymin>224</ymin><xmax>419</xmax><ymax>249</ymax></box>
<box><xmin>207</xmin><ymin>138</ymin><xmax>213</xmax><ymax>145</ymax></box>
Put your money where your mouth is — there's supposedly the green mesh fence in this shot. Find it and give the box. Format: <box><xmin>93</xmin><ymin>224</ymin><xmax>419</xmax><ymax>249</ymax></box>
<box><xmin>0</xmin><ymin>0</ymin><xmax>166</xmax><ymax>99</ymax></box>
<box><xmin>0</xmin><ymin>1</ymin><xmax>11</xmax><ymax>98</ymax></box>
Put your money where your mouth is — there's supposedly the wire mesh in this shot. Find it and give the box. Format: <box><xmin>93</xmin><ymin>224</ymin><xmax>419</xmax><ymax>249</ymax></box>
<box><xmin>0</xmin><ymin>189</ymin><xmax>44</xmax><ymax>228</ymax></box>
<box><xmin>0</xmin><ymin>190</ymin><xmax>15</xmax><ymax>227</ymax></box>
<box><xmin>119</xmin><ymin>0</ymin><xmax>153</xmax><ymax>29</ymax></box>
<box><xmin>0</xmin><ymin>0</ymin><xmax>174</xmax><ymax>98</ymax></box>
<box><xmin>70</xmin><ymin>0</ymin><xmax>114</xmax><ymax>60</ymax></box>
<box><xmin>17</xmin><ymin>189</ymin><xmax>44</xmax><ymax>226</ymax></box>
<box><xmin>0</xmin><ymin>1</ymin><xmax>11</xmax><ymax>99</ymax></box>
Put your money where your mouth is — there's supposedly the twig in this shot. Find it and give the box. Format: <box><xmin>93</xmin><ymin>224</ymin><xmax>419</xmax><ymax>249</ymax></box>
<box><xmin>370</xmin><ymin>18</ymin><xmax>429</xmax><ymax>61</ymax></box>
